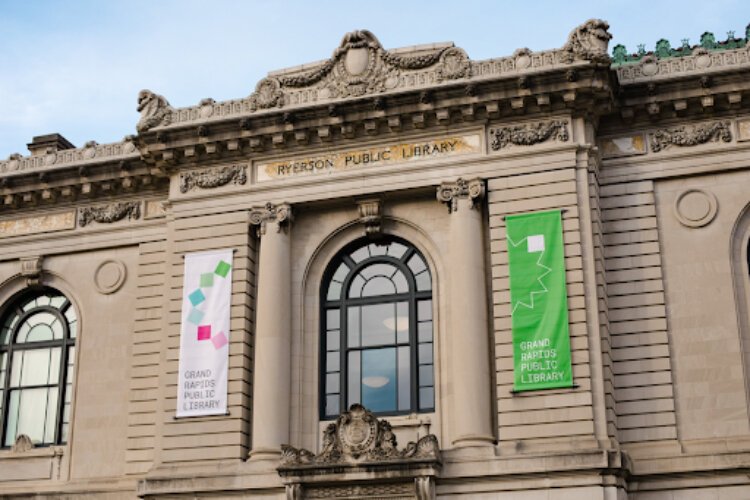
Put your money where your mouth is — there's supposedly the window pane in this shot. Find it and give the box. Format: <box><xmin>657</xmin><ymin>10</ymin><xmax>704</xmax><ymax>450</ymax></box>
<box><xmin>407</xmin><ymin>254</ymin><xmax>427</xmax><ymax>274</ymax></box>
<box><xmin>418</xmin><ymin>300</ymin><xmax>432</xmax><ymax>321</ymax></box>
<box><xmin>326</xmin><ymin>352</ymin><xmax>340</xmax><ymax>372</ymax></box>
<box><xmin>44</xmin><ymin>388</ymin><xmax>59</xmax><ymax>444</ymax></box>
<box><xmin>362</xmin><ymin>348</ymin><xmax>396</xmax><ymax>413</ymax></box>
<box><xmin>415</xmin><ymin>271</ymin><xmax>432</xmax><ymax>291</ymax></box>
<box><xmin>50</xmin><ymin>296</ymin><xmax>66</xmax><ymax>309</ymax></box>
<box><xmin>332</xmin><ymin>263</ymin><xmax>349</xmax><ymax>282</ymax></box>
<box><xmin>36</xmin><ymin>295</ymin><xmax>51</xmax><ymax>307</ymax></box>
<box><xmin>350</xmin><ymin>246</ymin><xmax>370</xmax><ymax>263</ymax></box>
<box><xmin>361</xmin><ymin>303</ymin><xmax>396</xmax><ymax>346</ymax></box>
<box><xmin>395</xmin><ymin>302</ymin><xmax>409</xmax><ymax>344</ymax></box>
<box><xmin>4</xmin><ymin>390</ymin><xmax>20</xmax><ymax>446</ymax></box>
<box><xmin>326</xmin><ymin>330</ymin><xmax>340</xmax><ymax>351</ymax></box>
<box><xmin>326</xmin><ymin>373</ymin><xmax>340</xmax><ymax>394</ymax></box>
<box><xmin>48</xmin><ymin>347</ymin><xmax>61</xmax><ymax>384</ymax></box>
<box><xmin>361</xmin><ymin>263</ymin><xmax>397</xmax><ymax>279</ymax></box>
<box><xmin>419</xmin><ymin>387</ymin><xmax>435</xmax><ymax>410</ymax></box>
<box><xmin>326</xmin><ymin>281</ymin><xmax>342</xmax><ymax>301</ymax></box>
<box><xmin>361</xmin><ymin>276</ymin><xmax>396</xmax><ymax>297</ymax></box>
<box><xmin>326</xmin><ymin>309</ymin><xmax>340</xmax><ymax>330</ymax></box>
<box><xmin>419</xmin><ymin>364</ymin><xmax>434</xmax><ymax>387</ymax></box>
<box><xmin>17</xmin><ymin>349</ymin><xmax>53</xmax><ymax>386</ymax></box>
<box><xmin>418</xmin><ymin>343</ymin><xmax>433</xmax><ymax>365</ymax></box>
<box><xmin>368</xmin><ymin>243</ymin><xmax>387</xmax><ymax>256</ymax></box>
<box><xmin>348</xmin><ymin>275</ymin><xmax>366</xmax><ymax>298</ymax></box>
<box><xmin>61</xmin><ymin>423</ymin><xmax>69</xmax><ymax>443</ymax></box>
<box><xmin>393</xmin><ymin>271</ymin><xmax>408</xmax><ymax>293</ymax></box>
<box><xmin>387</xmin><ymin>242</ymin><xmax>408</xmax><ymax>259</ymax></box>
<box><xmin>418</xmin><ymin>321</ymin><xmax>433</xmax><ymax>342</ymax></box>
<box><xmin>325</xmin><ymin>395</ymin><xmax>340</xmax><ymax>416</ymax></box>
<box><xmin>0</xmin><ymin>326</ymin><xmax>9</xmax><ymax>345</ymax></box>
<box><xmin>398</xmin><ymin>346</ymin><xmax>411</xmax><ymax>411</ymax></box>
<box><xmin>347</xmin><ymin>351</ymin><xmax>361</xmax><ymax>407</ymax></box>
<box><xmin>15</xmin><ymin>388</ymin><xmax>50</xmax><ymax>445</ymax></box>
<box><xmin>347</xmin><ymin>307</ymin><xmax>360</xmax><ymax>348</ymax></box>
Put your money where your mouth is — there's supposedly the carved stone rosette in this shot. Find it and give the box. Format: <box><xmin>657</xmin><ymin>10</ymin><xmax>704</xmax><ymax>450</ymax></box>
<box><xmin>249</xmin><ymin>202</ymin><xmax>292</xmax><ymax>236</ymax></box>
<box><xmin>650</xmin><ymin>121</ymin><xmax>732</xmax><ymax>152</ymax></box>
<box><xmin>490</xmin><ymin>120</ymin><xmax>569</xmax><ymax>150</ymax></box>
<box><xmin>78</xmin><ymin>201</ymin><xmax>141</xmax><ymax>227</ymax></box>
<box><xmin>179</xmin><ymin>164</ymin><xmax>247</xmax><ymax>193</ymax></box>
<box><xmin>436</xmin><ymin>178</ymin><xmax>485</xmax><ymax>213</ymax></box>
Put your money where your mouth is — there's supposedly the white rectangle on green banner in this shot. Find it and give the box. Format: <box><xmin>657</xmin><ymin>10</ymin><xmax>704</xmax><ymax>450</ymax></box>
<box><xmin>506</xmin><ymin>210</ymin><xmax>573</xmax><ymax>391</ymax></box>
<box><xmin>176</xmin><ymin>249</ymin><xmax>234</xmax><ymax>417</ymax></box>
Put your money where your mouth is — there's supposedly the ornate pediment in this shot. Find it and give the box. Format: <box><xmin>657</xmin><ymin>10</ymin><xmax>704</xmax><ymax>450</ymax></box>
<box><xmin>249</xmin><ymin>30</ymin><xmax>470</xmax><ymax>111</ymax></box>
<box><xmin>280</xmin><ymin>404</ymin><xmax>440</xmax><ymax>468</ymax></box>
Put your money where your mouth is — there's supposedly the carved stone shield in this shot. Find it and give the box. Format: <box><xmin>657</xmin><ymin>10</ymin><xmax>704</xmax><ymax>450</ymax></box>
<box><xmin>344</xmin><ymin>47</ymin><xmax>370</xmax><ymax>76</ymax></box>
<box><xmin>337</xmin><ymin>404</ymin><xmax>377</xmax><ymax>458</ymax></box>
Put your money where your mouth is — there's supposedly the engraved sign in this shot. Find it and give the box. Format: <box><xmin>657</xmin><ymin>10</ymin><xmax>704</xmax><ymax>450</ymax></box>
<box><xmin>256</xmin><ymin>134</ymin><xmax>481</xmax><ymax>182</ymax></box>
<box><xmin>0</xmin><ymin>211</ymin><xmax>76</xmax><ymax>238</ymax></box>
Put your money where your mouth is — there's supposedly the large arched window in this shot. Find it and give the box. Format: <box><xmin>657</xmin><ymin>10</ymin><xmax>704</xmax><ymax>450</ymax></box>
<box><xmin>0</xmin><ymin>289</ymin><xmax>77</xmax><ymax>447</ymax></box>
<box><xmin>321</xmin><ymin>238</ymin><xmax>434</xmax><ymax>419</ymax></box>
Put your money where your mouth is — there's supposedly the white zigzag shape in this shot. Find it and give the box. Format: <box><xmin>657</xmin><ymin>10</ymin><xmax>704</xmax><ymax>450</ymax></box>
<box><xmin>507</xmin><ymin>235</ymin><xmax>552</xmax><ymax>316</ymax></box>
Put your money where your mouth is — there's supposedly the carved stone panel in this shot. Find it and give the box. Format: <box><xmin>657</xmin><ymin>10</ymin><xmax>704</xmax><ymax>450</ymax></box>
<box><xmin>0</xmin><ymin>211</ymin><xmax>75</xmax><ymax>238</ymax></box>
<box><xmin>650</xmin><ymin>121</ymin><xmax>732</xmax><ymax>152</ymax></box>
<box><xmin>489</xmin><ymin>120</ymin><xmax>569</xmax><ymax>150</ymax></box>
<box><xmin>179</xmin><ymin>164</ymin><xmax>247</xmax><ymax>193</ymax></box>
<box><xmin>78</xmin><ymin>201</ymin><xmax>141</xmax><ymax>227</ymax></box>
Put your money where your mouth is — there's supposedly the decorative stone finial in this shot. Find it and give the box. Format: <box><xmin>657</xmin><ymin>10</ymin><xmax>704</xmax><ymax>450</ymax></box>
<box><xmin>436</xmin><ymin>178</ymin><xmax>485</xmax><ymax>213</ymax></box>
<box><xmin>249</xmin><ymin>202</ymin><xmax>292</xmax><ymax>236</ymax></box>
<box><xmin>136</xmin><ymin>89</ymin><xmax>173</xmax><ymax>133</ymax></box>
<box><xmin>562</xmin><ymin>19</ymin><xmax>612</xmax><ymax>64</ymax></box>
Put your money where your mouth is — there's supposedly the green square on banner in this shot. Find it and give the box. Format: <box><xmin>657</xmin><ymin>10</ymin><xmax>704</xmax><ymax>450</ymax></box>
<box><xmin>188</xmin><ymin>289</ymin><xmax>205</xmax><ymax>306</ymax></box>
<box><xmin>215</xmin><ymin>260</ymin><xmax>231</xmax><ymax>278</ymax></box>
<box><xmin>200</xmin><ymin>273</ymin><xmax>214</xmax><ymax>287</ymax></box>
<box><xmin>187</xmin><ymin>308</ymin><xmax>205</xmax><ymax>325</ymax></box>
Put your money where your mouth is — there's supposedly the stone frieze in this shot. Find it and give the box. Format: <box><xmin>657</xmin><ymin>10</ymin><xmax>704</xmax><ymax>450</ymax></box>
<box><xmin>178</xmin><ymin>164</ymin><xmax>247</xmax><ymax>193</ymax></box>
<box><xmin>650</xmin><ymin>121</ymin><xmax>732</xmax><ymax>152</ymax></box>
<box><xmin>489</xmin><ymin>120</ymin><xmax>569</xmax><ymax>150</ymax></box>
<box><xmin>78</xmin><ymin>201</ymin><xmax>141</xmax><ymax>227</ymax></box>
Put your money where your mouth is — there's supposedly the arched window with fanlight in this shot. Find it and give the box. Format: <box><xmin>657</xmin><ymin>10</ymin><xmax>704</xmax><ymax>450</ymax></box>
<box><xmin>321</xmin><ymin>238</ymin><xmax>434</xmax><ymax>419</ymax></box>
<box><xmin>0</xmin><ymin>289</ymin><xmax>77</xmax><ymax>447</ymax></box>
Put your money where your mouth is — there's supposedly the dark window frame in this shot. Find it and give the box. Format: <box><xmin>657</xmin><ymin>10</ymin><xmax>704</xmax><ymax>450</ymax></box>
<box><xmin>0</xmin><ymin>288</ymin><xmax>76</xmax><ymax>448</ymax></box>
<box><xmin>319</xmin><ymin>237</ymin><xmax>434</xmax><ymax>420</ymax></box>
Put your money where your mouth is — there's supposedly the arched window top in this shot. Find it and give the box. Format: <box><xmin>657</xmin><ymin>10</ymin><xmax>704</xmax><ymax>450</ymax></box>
<box><xmin>321</xmin><ymin>238</ymin><xmax>434</xmax><ymax>419</ymax></box>
<box><xmin>0</xmin><ymin>288</ymin><xmax>77</xmax><ymax>447</ymax></box>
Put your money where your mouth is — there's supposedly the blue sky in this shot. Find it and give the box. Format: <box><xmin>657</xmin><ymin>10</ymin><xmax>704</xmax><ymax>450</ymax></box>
<box><xmin>1</xmin><ymin>0</ymin><xmax>748</xmax><ymax>156</ymax></box>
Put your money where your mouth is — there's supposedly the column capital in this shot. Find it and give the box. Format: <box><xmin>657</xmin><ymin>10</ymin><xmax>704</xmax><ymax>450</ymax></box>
<box><xmin>249</xmin><ymin>202</ymin><xmax>292</xmax><ymax>235</ymax></box>
<box><xmin>436</xmin><ymin>177</ymin><xmax>485</xmax><ymax>213</ymax></box>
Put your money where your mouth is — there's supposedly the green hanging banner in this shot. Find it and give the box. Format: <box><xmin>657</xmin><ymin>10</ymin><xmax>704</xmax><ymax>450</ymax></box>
<box><xmin>506</xmin><ymin>209</ymin><xmax>573</xmax><ymax>391</ymax></box>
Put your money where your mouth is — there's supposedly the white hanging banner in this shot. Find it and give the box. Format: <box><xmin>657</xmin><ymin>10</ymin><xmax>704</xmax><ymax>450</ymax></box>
<box><xmin>176</xmin><ymin>249</ymin><xmax>234</xmax><ymax>417</ymax></box>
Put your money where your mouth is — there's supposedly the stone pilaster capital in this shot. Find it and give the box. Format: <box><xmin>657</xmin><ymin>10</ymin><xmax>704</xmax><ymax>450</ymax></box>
<box><xmin>436</xmin><ymin>177</ymin><xmax>485</xmax><ymax>213</ymax></box>
<box><xmin>249</xmin><ymin>202</ymin><xmax>292</xmax><ymax>236</ymax></box>
<box><xmin>20</xmin><ymin>256</ymin><xmax>44</xmax><ymax>286</ymax></box>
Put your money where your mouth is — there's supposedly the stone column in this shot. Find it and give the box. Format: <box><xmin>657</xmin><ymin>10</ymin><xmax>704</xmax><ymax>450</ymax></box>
<box><xmin>437</xmin><ymin>178</ymin><xmax>495</xmax><ymax>448</ymax></box>
<box><xmin>248</xmin><ymin>202</ymin><xmax>293</xmax><ymax>460</ymax></box>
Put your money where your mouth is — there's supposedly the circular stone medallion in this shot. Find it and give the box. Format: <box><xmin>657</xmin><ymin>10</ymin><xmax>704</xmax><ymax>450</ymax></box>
<box><xmin>94</xmin><ymin>259</ymin><xmax>127</xmax><ymax>294</ymax></box>
<box><xmin>673</xmin><ymin>189</ymin><xmax>717</xmax><ymax>228</ymax></box>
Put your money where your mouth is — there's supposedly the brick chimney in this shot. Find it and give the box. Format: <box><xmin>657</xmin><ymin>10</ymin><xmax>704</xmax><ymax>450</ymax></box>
<box><xmin>27</xmin><ymin>133</ymin><xmax>75</xmax><ymax>156</ymax></box>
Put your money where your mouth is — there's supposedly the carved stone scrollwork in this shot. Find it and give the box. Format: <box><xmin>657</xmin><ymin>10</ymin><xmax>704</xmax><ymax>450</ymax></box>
<box><xmin>249</xmin><ymin>202</ymin><xmax>292</xmax><ymax>236</ymax></box>
<box><xmin>415</xmin><ymin>476</ymin><xmax>436</xmax><ymax>500</ymax></box>
<box><xmin>12</xmin><ymin>434</ymin><xmax>33</xmax><ymax>453</ymax></box>
<box><xmin>437</xmin><ymin>178</ymin><xmax>485</xmax><ymax>213</ymax></box>
<box><xmin>78</xmin><ymin>201</ymin><xmax>141</xmax><ymax>227</ymax></box>
<box><xmin>357</xmin><ymin>198</ymin><xmax>382</xmax><ymax>238</ymax></box>
<box><xmin>20</xmin><ymin>256</ymin><xmax>43</xmax><ymax>286</ymax></box>
<box><xmin>179</xmin><ymin>164</ymin><xmax>247</xmax><ymax>193</ymax></box>
<box><xmin>561</xmin><ymin>18</ymin><xmax>613</xmax><ymax>64</ymax></box>
<box><xmin>436</xmin><ymin>47</ymin><xmax>471</xmax><ymax>81</ymax></box>
<box><xmin>490</xmin><ymin>120</ymin><xmax>569</xmax><ymax>150</ymax></box>
<box><xmin>279</xmin><ymin>404</ymin><xmax>441</xmax><ymax>467</ymax></box>
<box><xmin>650</xmin><ymin>121</ymin><xmax>732</xmax><ymax>152</ymax></box>
<box><xmin>136</xmin><ymin>89</ymin><xmax>173</xmax><ymax>133</ymax></box>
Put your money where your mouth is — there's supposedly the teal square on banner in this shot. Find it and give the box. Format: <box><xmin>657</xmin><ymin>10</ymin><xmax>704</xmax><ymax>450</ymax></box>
<box><xmin>215</xmin><ymin>260</ymin><xmax>231</xmax><ymax>278</ymax></box>
<box><xmin>187</xmin><ymin>309</ymin><xmax>204</xmax><ymax>325</ymax></box>
<box><xmin>188</xmin><ymin>289</ymin><xmax>205</xmax><ymax>306</ymax></box>
<box><xmin>200</xmin><ymin>273</ymin><xmax>214</xmax><ymax>287</ymax></box>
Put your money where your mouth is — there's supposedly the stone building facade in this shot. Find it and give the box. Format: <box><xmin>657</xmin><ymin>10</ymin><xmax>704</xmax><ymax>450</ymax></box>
<box><xmin>0</xmin><ymin>19</ymin><xmax>750</xmax><ymax>499</ymax></box>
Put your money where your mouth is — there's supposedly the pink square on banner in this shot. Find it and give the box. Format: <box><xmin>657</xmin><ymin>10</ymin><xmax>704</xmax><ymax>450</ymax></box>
<box><xmin>211</xmin><ymin>331</ymin><xmax>228</xmax><ymax>349</ymax></box>
<box><xmin>197</xmin><ymin>325</ymin><xmax>211</xmax><ymax>341</ymax></box>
